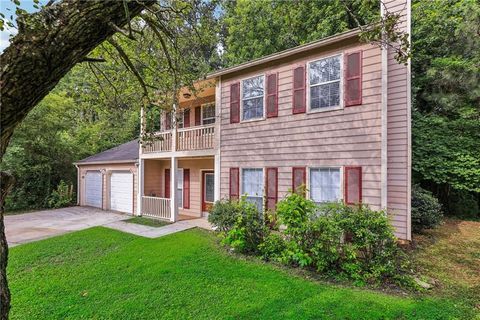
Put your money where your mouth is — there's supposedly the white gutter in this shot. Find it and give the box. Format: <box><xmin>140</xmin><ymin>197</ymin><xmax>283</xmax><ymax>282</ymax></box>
<box><xmin>75</xmin><ymin>164</ymin><xmax>80</xmax><ymax>205</ymax></box>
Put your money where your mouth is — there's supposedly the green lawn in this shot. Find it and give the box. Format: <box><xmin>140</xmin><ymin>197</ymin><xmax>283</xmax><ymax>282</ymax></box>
<box><xmin>124</xmin><ymin>216</ymin><xmax>171</xmax><ymax>227</ymax></box>
<box><xmin>8</xmin><ymin>228</ymin><xmax>476</xmax><ymax>320</ymax></box>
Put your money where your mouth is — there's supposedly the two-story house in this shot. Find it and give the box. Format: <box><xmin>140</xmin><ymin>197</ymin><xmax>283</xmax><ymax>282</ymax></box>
<box><xmin>75</xmin><ymin>0</ymin><xmax>411</xmax><ymax>240</ymax></box>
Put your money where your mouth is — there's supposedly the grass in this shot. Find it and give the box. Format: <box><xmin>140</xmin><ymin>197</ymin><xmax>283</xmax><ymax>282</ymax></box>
<box><xmin>412</xmin><ymin>218</ymin><xmax>480</xmax><ymax>310</ymax></box>
<box><xmin>124</xmin><ymin>216</ymin><xmax>171</xmax><ymax>228</ymax></box>
<box><xmin>8</xmin><ymin>227</ymin><xmax>477</xmax><ymax>319</ymax></box>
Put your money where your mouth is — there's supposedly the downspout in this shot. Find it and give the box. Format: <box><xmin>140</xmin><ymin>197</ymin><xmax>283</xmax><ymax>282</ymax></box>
<box><xmin>75</xmin><ymin>164</ymin><xmax>80</xmax><ymax>205</ymax></box>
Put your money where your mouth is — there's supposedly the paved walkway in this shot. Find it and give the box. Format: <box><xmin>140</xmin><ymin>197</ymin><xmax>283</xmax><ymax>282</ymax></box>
<box><xmin>105</xmin><ymin>218</ymin><xmax>212</xmax><ymax>238</ymax></box>
<box><xmin>5</xmin><ymin>206</ymin><xmax>212</xmax><ymax>247</ymax></box>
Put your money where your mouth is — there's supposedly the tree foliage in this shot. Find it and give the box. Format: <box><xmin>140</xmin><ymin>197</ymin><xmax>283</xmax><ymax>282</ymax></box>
<box><xmin>411</xmin><ymin>0</ymin><xmax>480</xmax><ymax>215</ymax></box>
<box><xmin>221</xmin><ymin>0</ymin><xmax>379</xmax><ymax>66</ymax></box>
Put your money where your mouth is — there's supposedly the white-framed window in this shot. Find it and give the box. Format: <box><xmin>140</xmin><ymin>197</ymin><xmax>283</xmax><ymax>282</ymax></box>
<box><xmin>241</xmin><ymin>75</ymin><xmax>264</xmax><ymax>121</ymax></box>
<box><xmin>202</xmin><ymin>103</ymin><xmax>215</xmax><ymax>125</ymax></box>
<box><xmin>309</xmin><ymin>55</ymin><xmax>342</xmax><ymax>110</ymax></box>
<box><xmin>309</xmin><ymin>168</ymin><xmax>341</xmax><ymax>204</ymax></box>
<box><xmin>241</xmin><ymin>168</ymin><xmax>264</xmax><ymax>211</ymax></box>
<box><xmin>177</xmin><ymin>168</ymin><xmax>184</xmax><ymax>208</ymax></box>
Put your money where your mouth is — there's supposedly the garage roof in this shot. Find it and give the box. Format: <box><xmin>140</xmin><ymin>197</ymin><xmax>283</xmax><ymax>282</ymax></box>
<box><xmin>75</xmin><ymin>140</ymin><xmax>139</xmax><ymax>165</ymax></box>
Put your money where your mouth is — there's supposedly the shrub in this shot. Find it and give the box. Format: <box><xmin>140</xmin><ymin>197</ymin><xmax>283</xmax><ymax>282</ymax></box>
<box><xmin>411</xmin><ymin>185</ymin><xmax>443</xmax><ymax>233</ymax></box>
<box><xmin>447</xmin><ymin>189</ymin><xmax>479</xmax><ymax>219</ymax></box>
<box><xmin>47</xmin><ymin>180</ymin><xmax>74</xmax><ymax>209</ymax></box>
<box><xmin>208</xmin><ymin>199</ymin><xmax>242</xmax><ymax>232</ymax></box>
<box><xmin>222</xmin><ymin>198</ymin><xmax>269</xmax><ymax>254</ymax></box>
<box><xmin>258</xmin><ymin>232</ymin><xmax>286</xmax><ymax>261</ymax></box>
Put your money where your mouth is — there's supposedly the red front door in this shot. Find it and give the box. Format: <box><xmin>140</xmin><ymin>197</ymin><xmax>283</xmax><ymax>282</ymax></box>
<box><xmin>202</xmin><ymin>171</ymin><xmax>214</xmax><ymax>212</ymax></box>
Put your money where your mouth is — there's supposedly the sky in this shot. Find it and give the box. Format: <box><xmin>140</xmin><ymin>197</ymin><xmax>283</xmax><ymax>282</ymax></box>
<box><xmin>0</xmin><ymin>0</ymin><xmax>44</xmax><ymax>52</ymax></box>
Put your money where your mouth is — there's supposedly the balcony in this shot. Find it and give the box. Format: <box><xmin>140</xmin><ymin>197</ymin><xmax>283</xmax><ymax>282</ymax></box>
<box><xmin>142</xmin><ymin>124</ymin><xmax>215</xmax><ymax>154</ymax></box>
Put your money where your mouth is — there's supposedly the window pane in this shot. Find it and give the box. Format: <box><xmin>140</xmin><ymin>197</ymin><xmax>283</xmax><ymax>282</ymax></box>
<box><xmin>242</xmin><ymin>97</ymin><xmax>264</xmax><ymax>120</ymax></box>
<box><xmin>309</xmin><ymin>56</ymin><xmax>341</xmax><ymax>85</ymax></box>
<box><xmin>242</xmin><ymin>76</ymin><xmax>264</xmax><ymax>99</ymax></box>
<box><xmin>310</xmin><ymin>168</ymin><xmax>340</xmax><ymax>203</ymax></box>
<box><xmin>310</xmin><ymin>82</ymin><xmax>340</xmax><ymax>109</ymax></box>
<box><xmin>205</xmin><ymin>173</ymin><xmax>214</xmax><ymax>203</ymax></box>
<box><xmin>242</xmin><ymin>169</ymin><xmax>264</xmax><ymax>211</ymax></box>
<box><xmin>177</xmin><ymin>188</ymin><xmax>183</xmax><ymax>208</ymax></box>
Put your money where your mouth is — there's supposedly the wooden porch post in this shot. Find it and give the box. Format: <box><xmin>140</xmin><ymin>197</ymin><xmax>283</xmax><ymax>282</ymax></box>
<box><xmin>170</xmin><ymin>156</ymin><xmax>178</xmax><ymax>222</ymax></box>
<box><xmin>137</xmin><ymin>159</ymin><xmax>144</xmax><ymax>216</ymax></box>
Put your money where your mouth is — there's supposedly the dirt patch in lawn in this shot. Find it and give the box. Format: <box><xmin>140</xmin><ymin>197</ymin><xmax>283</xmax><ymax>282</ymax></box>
<box><xmin>412</xmin><ymin>218</ymin><xmax>480</xmax><ymax>308</ymax></box>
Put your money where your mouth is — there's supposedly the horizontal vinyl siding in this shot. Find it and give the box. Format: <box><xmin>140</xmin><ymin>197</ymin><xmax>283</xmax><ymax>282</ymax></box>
<box><xmin>386</xmin><ymin>0</ymin><xmax>410</xmax><ymax>240</ymax></box>
<box><xmin>220</xmin><ymin>42</ymin><xmax>383</xmax><ymax>210</ymax></box>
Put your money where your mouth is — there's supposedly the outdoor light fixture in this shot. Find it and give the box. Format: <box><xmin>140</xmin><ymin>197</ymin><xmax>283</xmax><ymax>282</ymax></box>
<box><xmin>183</xmin><ymin>92</ymin><xmax>192</xmax><ymax>99</ymax></box>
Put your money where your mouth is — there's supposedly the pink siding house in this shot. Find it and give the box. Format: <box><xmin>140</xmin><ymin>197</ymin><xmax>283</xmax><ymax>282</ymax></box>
<box><xmin>79</xmin><ymin>0</ymin><xmax>411</xmax><ymax>240</ymax></box>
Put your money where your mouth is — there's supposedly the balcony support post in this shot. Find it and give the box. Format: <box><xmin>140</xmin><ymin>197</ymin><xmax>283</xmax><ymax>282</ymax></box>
<box><xmin>137</xmin><ymin>159</ymin><xmax>144</xmax><ymax>216</ymax></box>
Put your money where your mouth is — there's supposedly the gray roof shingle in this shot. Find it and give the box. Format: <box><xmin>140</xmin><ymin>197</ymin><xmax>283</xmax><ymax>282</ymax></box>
<box><xmin>75</xmin><ymin>139</ymin><xmax>139</xmax><ymax>164</ymax></box>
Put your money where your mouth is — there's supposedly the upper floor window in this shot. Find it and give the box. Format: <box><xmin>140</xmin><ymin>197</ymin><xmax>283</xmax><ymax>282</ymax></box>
<box><xmin>242</xmin><ymin>75</ymin><xmax>264</xmax><ymax>121</ymax></box>
<box><xmin>242</xmin><ymin>168</ymin><xmax>264</xmax><ymax>212</ymax></box>
<box><xmin>309</xmin><ymin>55</ymin><xmax>341</xmax><ymax>110</ymax></box>
<box><xmin>309</xmin><ymin>168</ymin><xmax>341</xmax><ymax>204</ymax></box>
<box><xmin>202</xmin><ymin>103</ymin><xmax>215</xmax><ymax>125</ymax></box>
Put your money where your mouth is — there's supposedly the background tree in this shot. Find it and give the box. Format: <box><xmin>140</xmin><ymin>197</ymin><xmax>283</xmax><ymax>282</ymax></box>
<box><xmin>411</xmin><ymin>0</ymin><xmax>480</xmax><ymax>217</ymax></box>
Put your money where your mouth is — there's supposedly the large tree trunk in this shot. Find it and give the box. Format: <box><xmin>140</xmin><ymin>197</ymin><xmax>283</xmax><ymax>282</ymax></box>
<box><xmin>0</xmin><ymin>1</ymin><xmax>154</xmax><ymax>319</ymax></box>
<box><xmin>0</xmin><ymin>173</ymin><xmax>14</xmax><ymax>320</ymax></box>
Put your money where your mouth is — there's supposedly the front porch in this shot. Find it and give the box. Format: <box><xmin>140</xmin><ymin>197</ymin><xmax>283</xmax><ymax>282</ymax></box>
<box><xmin>138</xmin><ymin>156</ymin><xmax>217</xmax><ymax>222</ymax></box>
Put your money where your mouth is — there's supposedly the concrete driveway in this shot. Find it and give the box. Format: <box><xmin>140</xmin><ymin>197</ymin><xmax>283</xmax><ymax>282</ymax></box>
<box><xmin>5</xmin><ymin>206</ymin><xmax>129</xmax><ymax>247</ymax></box>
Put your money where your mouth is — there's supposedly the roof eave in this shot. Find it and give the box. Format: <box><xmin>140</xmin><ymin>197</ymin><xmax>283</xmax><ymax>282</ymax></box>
<box><xmin>74</xmin><ymin>159</ymin><xmax>138</xmax><ymax>166</ymax></box>
<box><xmin>207</xmin><ymin>28</ymin><xmax>362</xmax><ymax>79</ymax></box>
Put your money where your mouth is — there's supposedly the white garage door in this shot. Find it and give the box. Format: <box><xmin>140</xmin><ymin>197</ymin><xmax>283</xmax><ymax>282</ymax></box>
<box><xmin>110</xmin><ymin>171</ymin><xmax>133</xmax><ymax>214</ymax></box>
<box><xmin>85</xmin><ymin>171</ymin><xmax>102</xmax><ymax>208</ymax></box>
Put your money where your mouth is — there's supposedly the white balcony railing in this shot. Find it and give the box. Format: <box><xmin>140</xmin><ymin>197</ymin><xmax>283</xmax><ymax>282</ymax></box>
<box><xmin>142</xmin><ymin>132</ymin><xmax>172</xmax><ymax>153</ymax></box>
<box><xmin>141</xmin><ymin>196</ymin><xmax>171</xmax><ymax>220</ymax></box>
<box><xmin>142</xmin><ymin>125</ymin><xmax>214</xmax><ymax>154</ymax></box>
<box><xmin>177</xmin><ymin>125</ymin><xmax>215</xmax><ymax>151</ymax></box>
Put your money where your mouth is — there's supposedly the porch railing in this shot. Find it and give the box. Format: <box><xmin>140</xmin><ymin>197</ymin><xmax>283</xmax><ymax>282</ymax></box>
<box><xmin>141</xmin><ymin>196</ymin><xmax>171</xmax><ymax>220</ymax></box>
<box><xmin>142</xmin><ymin>131</ymin><xmax>172</xmax><ymax>153</ymax></box>
<box><xmin>177</xmin><ymin>125</ymin><xmax>215</xmax><ymax>151</ymax></box>
<box><xmin>142</xmin><ymin>125</ymin><xmax>214</xmax><ymax>154</ymax></box>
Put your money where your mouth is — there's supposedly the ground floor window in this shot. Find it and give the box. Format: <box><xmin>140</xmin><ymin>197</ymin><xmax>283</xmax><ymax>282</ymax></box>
<box><xmin>241</xmin><ymin>168</ymin><xmax>264</xmax><ymax>212</ymax></box>
<box><xmin>309</xmin><ymin>168</ymin><xmax>341</xmax><ymax>204</ymax></box>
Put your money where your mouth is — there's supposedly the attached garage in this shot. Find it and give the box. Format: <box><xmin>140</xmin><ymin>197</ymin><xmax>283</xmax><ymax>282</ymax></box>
<box><xmin>85</xmin><ymin>171</ymin><xmax>102</xmax><ymax>208</ymax></box>
<box><xmin>74</xmin><ymin>140</ymin><xmax>139</xmax><ymax>215</ymax></box>
<box><xmin>109</xmin><ymin>171</ymin><xmax>134</xmax><ymax>214</ymax></box>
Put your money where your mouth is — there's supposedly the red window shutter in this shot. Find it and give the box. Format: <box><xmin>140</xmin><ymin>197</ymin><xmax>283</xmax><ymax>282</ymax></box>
<box><xmin>229</xmin><ymin>168</ymin><xmax>239</xmax><ymax>200</ymax></box>
<box><xmin>345</xmin><ymin>51</ymin><xmax>363</xmax><ymax>107</ymax></box>
<box><xmin>195</xmin><ymin>106</ymin><xmax>201</xmax><ymax>126</ymax></box>
<box><xmin>266</xmin><ymin>167</ymin><xmax>278</xmax><ymax>211</ymax></box>
<box><xmin>183</xmin><ymin>109</ymin><xmax>190</xmax><ymax>128</ymax></box>
<box><xmin>165</xmin><ymin>168</ymin><xmax>171</xmax><ymax>198</ymax></box>
<box><xmin>183</xmin><ymin>169</ymin><xmax>190</xmax><ymax>209</ymax></box>
<box><xmin>165</xmin><ymin>112</ymin><xmax>172</xmax><ymax>130</ymax></box>
<box><xmin>230</xmin><ymin>82</ymin><xmax>240</xmax><ymax>123</ymax></box>
<box><xmin>292</xmin><ymin>66</ymin><xmax>306</xmax><ymax>114</ymax></box>
<box><xmin>292</xmin><ymin>167</ymin><xmax>306</xmax><ymax>195</ymax></box>
<box><xmin>266</xmin><ymin>73</ymin><xmax>278</xmax><ymax>118</ymax></box>
<box><xmin>344</xmin><ymin>167</ymin><xmax>362</xmax><ymax>204</ymax></box>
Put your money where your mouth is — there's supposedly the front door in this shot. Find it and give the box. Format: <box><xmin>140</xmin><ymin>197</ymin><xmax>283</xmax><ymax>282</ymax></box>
<box><xmin>202</xmin><ymin>171</ymin><xmax>214</xmax><ymax>213</ymax></box>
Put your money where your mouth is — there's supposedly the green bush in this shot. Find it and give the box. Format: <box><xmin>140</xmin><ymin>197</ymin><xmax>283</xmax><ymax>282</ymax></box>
<box><xmin>208</xmin><ymin>199</ymin><xmax>242</xmax><ymax>232</ymax></box>
<box><xmin>447</xmin><ymin>189</ymin><xmax>479</xmax><ymax>219</ymax></box>
<box><xmin>258</xmin><ymin>232</ymin><xmax>287</xmax><ymax>261</ymax></box>
<box><xmin>411</xmin><ymin>185</ymin><xmax>443</xmax><ymax>233</ymax></box>
<box><xmin>47</xmin><ymin>180</ymin><xmax>74</xmax><ymax>209</ymax></box>
<box><xmin>223</xmin><ymin>199</ymin><xmax>269</xmax><ymax>254</ymax></box>
<box><xmin>211</xmin><ymin>192</ymin><xmax>410</xmax><ymax>286</ymax></box>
